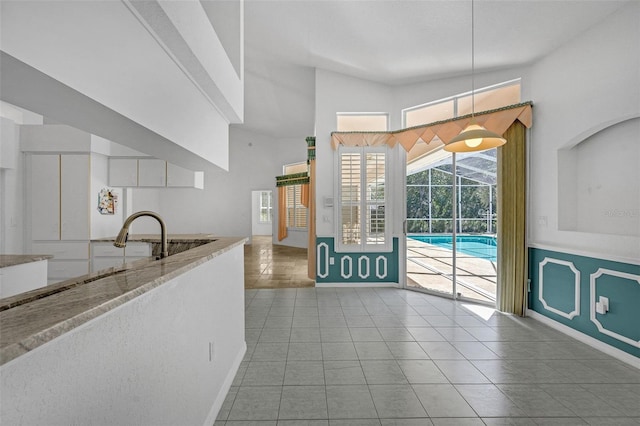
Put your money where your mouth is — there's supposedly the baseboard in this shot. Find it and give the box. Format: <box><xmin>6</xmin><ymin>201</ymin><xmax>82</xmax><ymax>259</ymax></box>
<box><xmin>203</xmin><ymin>341</ymin><xmax>247</xmax><ymax>426</ymax></box>
<box><xmin>526</xmin><ymin>309</ymin><xmax>639</xmax><ymax>369</ymax></box>
<box><xmin>315</xmin><ymin>282</ymin><xmax>401</xmax><ymax>288</ymax></box>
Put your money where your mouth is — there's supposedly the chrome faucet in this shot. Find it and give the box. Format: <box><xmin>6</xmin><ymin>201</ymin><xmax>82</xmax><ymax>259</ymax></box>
<box><xmin>114</xmin><ymin>211</ymin><xmax>169</xmax><ymax>259</ymax></box>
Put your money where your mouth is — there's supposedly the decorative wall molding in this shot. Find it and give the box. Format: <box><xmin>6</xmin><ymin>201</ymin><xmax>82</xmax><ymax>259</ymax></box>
<box><xmin>590</xmin><ymin>268</ymin><xmax>640</xmax><ymax>348</ymax></box>
<box><xmin>317</xmin><ymin>242</ymin><xmax>329</xmax><ymax>278</ymax></box>
<box><xmin>376</xmin><ymin>256</ymin><xmax>387</xmax><ymax>279</ymax></box>
<box><xmin>340</xmin><ymin>256</ymin><xmax>352</xmax><ymax>279</ymax></box>
<box><xmin>358</xmin><ymin>256</ymin><xmax>370</xmax><ymax>279</ymax></box>
<box><xmin>538</xmin><ymin>257</ymin><xmax>581</xmax><ymax>319</ymax></box>
<box><xmin>315</xmin><ymin>237</ymin><xmax>398</xmax><ymax>284</ymax></box>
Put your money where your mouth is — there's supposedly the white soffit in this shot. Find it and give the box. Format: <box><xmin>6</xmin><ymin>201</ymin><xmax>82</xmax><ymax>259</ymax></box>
<box><xmin>0</xmin><ymin>0</ymin><xmax>240</xmax><ymax>171</ymax></box>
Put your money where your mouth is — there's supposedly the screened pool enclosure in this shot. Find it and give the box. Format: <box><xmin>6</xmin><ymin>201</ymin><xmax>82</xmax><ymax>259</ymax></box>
<box><xmin>406</xmin><ymin>149</ymin><xmax>498</xmax><ymax>304</ymax></box>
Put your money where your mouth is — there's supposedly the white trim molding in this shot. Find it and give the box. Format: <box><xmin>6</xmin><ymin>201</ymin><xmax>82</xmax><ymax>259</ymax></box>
<box><xmin>590</xmin><ymin>268</ymin><xmax>640</xmax><ymax>349</ymax></box>
<box><xmin>317</xmin><ymin>242</ymin><xmax>329</xmax><ymax>278</ymax></box>
<box><xmin>375</xmin><ymin>256</ymin><xmax>387</xmax><ymax>279</ymax></box>
<box><xmin>340</xmin><ymin>256</ymin><xmax>353</xmax><ymax>279</ymax></box>
<box><xmin>529</xmin><ymin>243</ymin><xmax>640</xmax><ymax>266</ymax></box>
<box><xmin>538</xmin><ymin>257</ymin><xmax>581</xmax><ymax>320</ymax></box>
<box><xmin>358</xmin><ymin>256</ymin><xmax>370</xmax><ymax>279</ymax></box>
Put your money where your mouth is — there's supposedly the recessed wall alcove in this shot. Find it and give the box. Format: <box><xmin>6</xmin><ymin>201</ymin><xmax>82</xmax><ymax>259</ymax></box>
<box><xmin>558</xmin><ymin>117</ymin><xmax>640</xmax><ymax>237</ymax></box>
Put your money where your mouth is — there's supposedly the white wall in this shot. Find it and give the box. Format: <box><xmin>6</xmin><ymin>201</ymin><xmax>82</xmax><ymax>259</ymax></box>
<box><xmin>89</xmin><ymin>154</ymin><xmax>125</xmax><ymax>239</ymax></box>
<box><xmin>528</xmin><ymin>1</ymin><xmax>640</xmax><ymax>262</ymax></box>
<box><xmin>0</xmin><ymin>244</ymin><xmax>246</xmax><ymax>425</ymax></box>
<box><xmin>130</xmin><ymin>128</ymin><xmax>308</xmax><ymax>239</ymax></box>
<box><xmin>558</xmin><ymin>118</ymin><xmax>639</xmax><ymax>237</ymax></box>
<box><xmin>314</xmin><ymin>70</ymin><xmax>394</xmax><ymax>237</ymax></box>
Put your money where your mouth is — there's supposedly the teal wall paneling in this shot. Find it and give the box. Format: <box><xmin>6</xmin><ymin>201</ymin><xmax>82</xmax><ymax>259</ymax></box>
<box><xmin>316</xmin><ymin>237</ymin><xmax>399</xmax><ymax>284</ymax></box>
<box><xmin>529</xmin><ymin>247</ymin><xmax>640</xmax><ymax>357</ymax></box>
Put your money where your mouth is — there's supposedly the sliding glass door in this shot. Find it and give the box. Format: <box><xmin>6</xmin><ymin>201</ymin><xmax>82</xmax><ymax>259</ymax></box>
<box><xmin>405</xmin><ymin>148</ymin><xmax>497</xmax><ymax>305</ymax></box>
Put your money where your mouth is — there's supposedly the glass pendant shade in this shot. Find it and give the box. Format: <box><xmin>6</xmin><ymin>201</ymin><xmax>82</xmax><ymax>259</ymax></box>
<box><xmin>444</xmin><ymin>123</ymin><xmax>506</xmax><ymax>152</ymax></box>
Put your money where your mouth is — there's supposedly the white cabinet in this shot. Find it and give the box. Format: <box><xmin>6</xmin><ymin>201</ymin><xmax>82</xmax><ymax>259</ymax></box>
<box><xmin>61</xmin><ymin>155</ymin><xmax>90</xmax><ymax>240</ymax></box>
<box><xmin>27</xmin><ymin>153</ymin><xmax>92</xmax><ymax>283</ymax></box>
<box><xmin>108</xmin><ymin>158</ymin><xmax>137</xmax><ymax>187</ymax></box>
<box><xmin>167</xmin><ymin>163</ymin><xmax>204</xmax><ymax>189</ymax></box>
<box><xmin>30</xmin><ymin>155</ymin><xmax>60</xmax><ymax>240</ymax></box>
<box><xmin>108</xmin><ymin>158</ymin><xmax>203</xmax><ymax>189</ymax></box>
<box><xmin>29</xmin><ymin>154</ymin><xmax>90</xmax><ymax>241</ymax></box>
<box><xmin>138</xmin><ymin>159</ymin><xmax>166</xmax><ymax>187</ymax></box>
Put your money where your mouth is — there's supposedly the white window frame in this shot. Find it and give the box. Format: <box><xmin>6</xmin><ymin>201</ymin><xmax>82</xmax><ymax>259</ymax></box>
<box><xmin>258</xmin><ymin>190</ymin><xmax>273</xmax><ymax>224</ymax></box>
<box><xmin>402</xmin><ymin>78</ymin><xmax>521</xmax><ymax>128</ymax></box>
<box><xmin>335</xmin><ymin>145</ymin><xmax>392</xmax><ymax>253</ymax></box>
<box><xmin>336</xmin><ymin>112</ymin><xmax>389</xmax><ymax>132</ymax></box>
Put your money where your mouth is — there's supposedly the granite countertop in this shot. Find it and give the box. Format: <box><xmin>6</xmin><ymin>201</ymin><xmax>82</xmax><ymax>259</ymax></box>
<box><xmin>0</xmin><ymin>236</ymin><xmax>246</xmax><ymax>365</ymax></box>
<box><xmin>0</xmin><ymin>254</ymin><xmax>54</xmax><ymax>269</ymax></box>
<box><xmin>91</xmin><ymin>234</ymin><xmax>217</xmax><ymax>243</ymax></box>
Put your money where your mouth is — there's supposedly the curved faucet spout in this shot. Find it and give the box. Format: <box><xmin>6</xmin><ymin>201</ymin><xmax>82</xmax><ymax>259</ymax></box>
<box><xmin>114</xmin><ymin>211</ymin><xmax>168</xmax><ymax>259</ymax></box>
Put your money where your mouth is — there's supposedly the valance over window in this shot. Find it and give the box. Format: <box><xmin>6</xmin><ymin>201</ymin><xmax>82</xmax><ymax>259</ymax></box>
<box><xmin>331</xmin><ymin>102</ymin><xmax>532</xmax><ymax>152</ymax></box>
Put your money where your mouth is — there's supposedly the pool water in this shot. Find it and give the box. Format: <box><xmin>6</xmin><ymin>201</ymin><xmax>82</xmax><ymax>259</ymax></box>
<box><xmin>410</xmin><ymin>234</ymin><xmax>497</xmax><ymax>262</ymax></box>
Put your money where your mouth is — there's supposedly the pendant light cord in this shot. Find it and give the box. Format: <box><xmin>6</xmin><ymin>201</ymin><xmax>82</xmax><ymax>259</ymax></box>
<box><xmin>471</xmin><ymin>0</ymin><xmax>475</xmax><ymax>119</ymax></box>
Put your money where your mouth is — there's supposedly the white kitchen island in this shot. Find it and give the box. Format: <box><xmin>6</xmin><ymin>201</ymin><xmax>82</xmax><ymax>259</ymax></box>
<box><xmin>0</xmin><ymin>237</ymin><xmax>246</xmax><ymax>426</ymax></box>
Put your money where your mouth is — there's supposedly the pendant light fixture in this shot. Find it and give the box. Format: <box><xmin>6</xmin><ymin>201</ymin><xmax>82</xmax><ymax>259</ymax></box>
<box><xmin>444</xmin><ymin>0</ymin><xmax>506</xmax><ymax>152</ymax></box>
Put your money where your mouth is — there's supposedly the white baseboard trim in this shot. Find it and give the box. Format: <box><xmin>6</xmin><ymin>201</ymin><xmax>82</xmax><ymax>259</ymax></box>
<box><xmin>526</xmin><ymin>309</ymin><xmax>639</xmax><ymax>369</ymax></box>
<box><xmin>203</xmin><ymin>341</ymin><xmax>247</xmax><ymax>426</ymax></box>
<box><xmin>315</xmin><ymin>282</ymin><xmax>400</xmax><ymax>288</ymax></box>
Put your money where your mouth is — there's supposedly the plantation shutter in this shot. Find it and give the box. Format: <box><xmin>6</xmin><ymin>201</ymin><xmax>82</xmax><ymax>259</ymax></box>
<box><xmin>338</xmin><ymin>146</ymin><xmax>389</xmax><ymax>251</ymax></box>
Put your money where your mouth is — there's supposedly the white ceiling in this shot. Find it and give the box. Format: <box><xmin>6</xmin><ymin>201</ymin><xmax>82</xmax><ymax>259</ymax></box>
<box><xmin>238</xmin><ymin>0</ymin><xmax>630</xmax><ymax>138</ymax></box>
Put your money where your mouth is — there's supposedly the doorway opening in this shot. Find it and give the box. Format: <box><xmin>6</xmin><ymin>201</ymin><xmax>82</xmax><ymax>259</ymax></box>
<box><xmin>405</xmin><ymin>148</ymin><xmax>497</xmax><ymax>305</ymax></box>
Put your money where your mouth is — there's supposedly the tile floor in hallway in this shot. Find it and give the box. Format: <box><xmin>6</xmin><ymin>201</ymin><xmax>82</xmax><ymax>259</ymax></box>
<box><xmin>215</xmin><ymin>287</ymin><xmax>640</xmax><ymax>426</ymax></box>
<box><xmin>245</xmin><ymin>236</ymin><xmax>314</xmax><ymax>289</ymax></box>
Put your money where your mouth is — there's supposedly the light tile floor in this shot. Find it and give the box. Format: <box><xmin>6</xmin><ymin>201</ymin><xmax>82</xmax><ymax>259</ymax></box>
<box><xmin>245</xmin><ymin>236</ymin><xmax>315</xmax><ymax>289</ymax></box>
<box><xmin>215</xmin><ymin>287</ymin><xmax>640</xmax><ymax>425</ymax></box>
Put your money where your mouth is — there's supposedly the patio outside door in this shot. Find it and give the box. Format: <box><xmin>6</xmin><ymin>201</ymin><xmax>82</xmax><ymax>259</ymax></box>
<box><xmin>404</xmin><ymin>148</ymin><xmax>498</xmax><ymax>305</ymax></box>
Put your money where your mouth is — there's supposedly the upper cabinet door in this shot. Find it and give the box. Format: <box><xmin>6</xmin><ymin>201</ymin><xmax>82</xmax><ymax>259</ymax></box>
<box><xmin>166</xmin><ymin>163</ymin><xmax>203</xmax><ymax>189</ymax></box>
<box><xmin>108</xmin><ymin>158</ymin><xmax>138</xmax><ymax>187</ymax></box>
<box><xmin>30</xmin><ymin>154</ymin><xmax>60</xmax><ymax>240</ymax></box>
<box><xmin>138</xmin><ymin>159</ymin><xmax>166</xmax><ymax>187</ymax></box>
<box><xmin>61</xmin><ymin>154</ymin><xmax>90</xmax><ymax>240</ymax></box>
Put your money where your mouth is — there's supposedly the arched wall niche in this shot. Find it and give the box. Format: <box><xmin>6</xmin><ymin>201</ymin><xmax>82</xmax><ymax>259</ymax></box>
<box><xmin>558</xmin><ymin>117</ymin><xmax>640</xmax><ymax>236</ymax></box>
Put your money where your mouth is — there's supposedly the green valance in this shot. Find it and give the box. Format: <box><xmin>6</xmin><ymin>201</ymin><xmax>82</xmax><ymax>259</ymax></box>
<box><xmin>276</xmin><ymin>172</ymin><xmax>309</xmax><ymax>187</ymax></box>
<box><xmin>306</xmin><ymin>136</ymin><xmax>316</xmax><ymax>162</ymax></box>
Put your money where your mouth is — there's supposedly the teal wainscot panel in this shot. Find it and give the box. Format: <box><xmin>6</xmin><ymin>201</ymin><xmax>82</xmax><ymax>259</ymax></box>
<box><xmin>316</xmin><ymin>237</ymin><xmax>399</xmax><ymax>284</ymax></box>
<box><xmin>529</xmin><ymin>247</ymin><xmax>640</xmax><ymax>358</ymax></box>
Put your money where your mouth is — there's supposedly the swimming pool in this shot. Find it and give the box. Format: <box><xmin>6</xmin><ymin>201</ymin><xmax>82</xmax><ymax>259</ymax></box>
<box><xmin>410</xmin><ymin>234</ymin><xmax>497</xmax><ymax>262</ymax></box>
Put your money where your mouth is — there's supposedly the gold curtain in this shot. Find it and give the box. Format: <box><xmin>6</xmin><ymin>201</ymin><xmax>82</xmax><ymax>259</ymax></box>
<box><xmin>277</xmin><ymin>186</ymin><xmax>287</xmax><ymax>241</ymax></box>
<box><xmin>497</xmin><ymin>121</ymin><xmax>527</xmax><ymax>315</ymax></box>
<box><xmin>301</xmin><ymin>183</ymin><xmax>309</xmax><ymax>208</ymax></box>
<box><xmin>307</xmin><ymin>159</ymin><xmax>316</xmax><ymax>280</ymax></box>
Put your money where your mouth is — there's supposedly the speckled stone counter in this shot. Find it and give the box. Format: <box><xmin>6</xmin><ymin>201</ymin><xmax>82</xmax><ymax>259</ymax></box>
<box><xmin>0</xmin><ymin>236</ymin><xmax>246</xmax><ymax>365</ymax></box>
<box><xmin>92</xmin><ymin>234</ymin><xmax>217</xmax><ymax>257</ymax></box>
<box><xmin>0</xmin><ymin>254</ymin><xmax>53</xmax><ymax>269</ymax></box>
